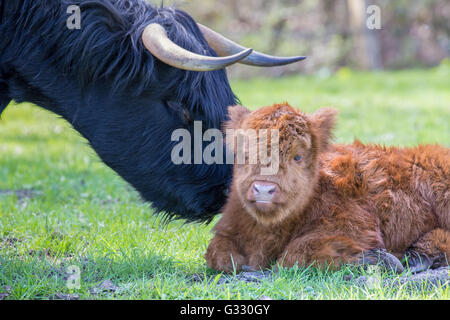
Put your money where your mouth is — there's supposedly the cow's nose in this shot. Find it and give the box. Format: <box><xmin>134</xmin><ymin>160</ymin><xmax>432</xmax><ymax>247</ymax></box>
<box><xmin>252</xmin><ymin>182</ymin><xmax>278</xmax><ymax>202</ymax></box>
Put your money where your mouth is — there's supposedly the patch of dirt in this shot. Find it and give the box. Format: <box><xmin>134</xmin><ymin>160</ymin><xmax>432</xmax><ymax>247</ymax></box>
<box><xmin>0</xmin><ymin>188</ymin><xmax>41</xmax><ymax>201</ymax></box>
<box><xmin>27</xmin><ymin>248</ymin><xmax>71</xmax><ymax>259</ymax></box>
<box><xmin>355</xmin><ymin>267</ymin><xmax>450</xmax><ymax>290</ymax></box>
<box><xmin>90</xmin><ymin>280</ymin><xmax>120</xmax><ymax>295</ymax></box>
<box><xmin>0</xmin><ymin>286</ymin><xmax>11</xmax><ymax>300</ymax></box>
<box><xmin>234</xmin><ymin>270</ymin><xmax>274</xmax><ymax>283</ymax></box>
<box><xmin>49</xmin><ymin>293</ymin><xmax>80</xmax><ymax>300</ymax></box>
<box><xmin>0</xmin><ymin>237</ymin><xmax>24</xmax><ymax>249</ymax></box>
<box><xmin>197</xmin><ymin>270</ymin><xmax>274</xmax><ymax>285</ymax></box>
<box><xmin>203</xmin><ymin>265</ymin><xmax>449</xmax><ymax>291</ymax></box>
<box><xmin>190</xmin><ymin>273</ymin><xmax>205</xmax><ymax>283</ymax></box>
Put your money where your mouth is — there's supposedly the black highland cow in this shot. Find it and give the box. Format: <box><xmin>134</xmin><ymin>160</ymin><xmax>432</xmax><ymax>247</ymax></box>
<box><xmin>0</xmin><ymin>0</ymin><xmax>304</xmax><ymax>221</ymax></box>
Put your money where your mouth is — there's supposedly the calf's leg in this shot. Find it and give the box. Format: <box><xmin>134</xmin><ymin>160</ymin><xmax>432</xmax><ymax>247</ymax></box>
<box><xmin>357</xmin><ymin>248</ymin><xmax>404</xmax><ymax>273</ymax></box>
<box><xmin>403</xmin><ymin>228</ymin><xmax>450</xmax><ymax>273</ymax></box>
<box><xmin>205</xmin><ymin>235</ymin><xmax>247</xmax><ymax>273</ymax></box>
<box><xmin>279</xmin><ymin>233</ymin><xmax>403</xmax><ymax>273</ymax></box>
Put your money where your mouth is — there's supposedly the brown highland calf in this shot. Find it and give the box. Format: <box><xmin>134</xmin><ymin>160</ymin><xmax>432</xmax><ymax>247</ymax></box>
<box><xmin>205</xmin><ymin>103</ymin><xmax>450</xmax><ymax>273</ymax></box>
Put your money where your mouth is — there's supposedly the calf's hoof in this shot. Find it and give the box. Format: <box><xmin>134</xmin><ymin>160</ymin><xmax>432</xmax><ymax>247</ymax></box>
<box><xmin>403</xmin><ymin>250</ymin><xmax>443</xmax><ymax>274</ymax></box>
<box><xmin>358</xmin><ymin>248</ymin><xmax>404</xmax><ymax>274</ymax></box>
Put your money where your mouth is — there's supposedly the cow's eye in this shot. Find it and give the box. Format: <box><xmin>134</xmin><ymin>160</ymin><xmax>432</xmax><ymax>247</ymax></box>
<box><xmin>294</xmin><ymin>155</ymin><xmax>302</xmax><ymax>162</ymax></box>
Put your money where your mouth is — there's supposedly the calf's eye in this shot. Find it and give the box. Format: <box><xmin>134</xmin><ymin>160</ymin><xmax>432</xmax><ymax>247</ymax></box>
<box><xmin>294</xmin><ymin>155</ymin><xmax>302</xmax><ymax>162</ymax></box>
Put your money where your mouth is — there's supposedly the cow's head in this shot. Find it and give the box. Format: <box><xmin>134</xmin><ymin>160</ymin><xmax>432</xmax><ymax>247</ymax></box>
<box><xmin>225</xmin><ymin>103</ymin><xmax>338</xmax><ymax>226</ymax></box>
<box><xmin>0</xmin><ymin>0</ymin><xmax>305</xmax><ymax>222</ymax></box>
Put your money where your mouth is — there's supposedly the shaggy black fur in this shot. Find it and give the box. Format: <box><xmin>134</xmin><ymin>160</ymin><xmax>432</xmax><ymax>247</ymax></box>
<box><xmin>0</xmin><ymin>0</ymin><xmax>238</xmax><ymax>221</ymax></box>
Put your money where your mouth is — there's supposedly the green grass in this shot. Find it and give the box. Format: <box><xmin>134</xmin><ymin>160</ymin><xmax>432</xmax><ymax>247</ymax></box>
<box><xmin>0</xmin><ymin>68</ymin><xmax>449</xmax><ymax>299</ymax></box>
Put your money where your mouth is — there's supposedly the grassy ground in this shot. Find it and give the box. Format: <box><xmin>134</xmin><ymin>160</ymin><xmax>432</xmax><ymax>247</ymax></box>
<box><xmin>0</xmin><ymin>68</ymin><xmax>449</xmax><ymax>299</ymax></box>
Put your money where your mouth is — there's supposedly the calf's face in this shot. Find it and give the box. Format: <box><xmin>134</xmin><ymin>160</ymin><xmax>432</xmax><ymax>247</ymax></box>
<box><xmin>225</xmin><ymin>103</ymin><xmax>337</xmax><ymax>226</ymax></box>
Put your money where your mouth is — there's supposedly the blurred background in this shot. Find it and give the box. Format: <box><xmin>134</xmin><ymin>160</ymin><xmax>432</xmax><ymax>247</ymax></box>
<box><xmin>164</xmin><ymin>0</ymin><xmax>449</xmax><ymax>78</ymax></box>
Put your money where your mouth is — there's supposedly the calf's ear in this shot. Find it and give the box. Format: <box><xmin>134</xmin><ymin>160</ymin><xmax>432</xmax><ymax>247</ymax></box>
<box><xmin>223</xmin><ymin>105</ymin><xmax>251</xmax><ymax>154</ymax></box>
<box><xmin>310</xmin><ymin>107</ymin><xmax>338</xmax><ymax>151</ymax></box>
<box><xmin>224</xmin><ymin>105</ymin><xmax>251</xmax><ymax>131</ymax></box>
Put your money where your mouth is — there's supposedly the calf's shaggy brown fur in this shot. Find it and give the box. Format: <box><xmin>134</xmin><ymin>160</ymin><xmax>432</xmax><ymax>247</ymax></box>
<box><xmin>205</xmin><ymin>103</ymin><xmax>450</xmax><ymax>273</ymax></box>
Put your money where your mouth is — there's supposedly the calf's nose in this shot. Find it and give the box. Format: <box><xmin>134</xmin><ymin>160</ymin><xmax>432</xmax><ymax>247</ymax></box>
<box><xmin>252</xmin><ymin>182</ymin><xmax>278</xmax><ymax>202</ymax></box>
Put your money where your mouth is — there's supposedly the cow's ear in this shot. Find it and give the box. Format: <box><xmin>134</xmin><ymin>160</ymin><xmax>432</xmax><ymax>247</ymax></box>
<box><xmin>310</xmin><ymin>107</ymin><xmax>338</xmax><ymax>151</ymax></box>
<box><xmin>224</xmin><ymin>105</ymin><xmax>251</xmax><ymax>131</ymax></box>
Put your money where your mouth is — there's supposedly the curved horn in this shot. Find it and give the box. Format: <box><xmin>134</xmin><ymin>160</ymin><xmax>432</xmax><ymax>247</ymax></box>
<box><xmin>198</xmin><ymin>24</ymin><xmax>306</xmax><ymax>67</ymax></box>
<box><xmin>142</xmin><ymin>23</ymin><xmax>253</xmax><ymax>71</ymax></box>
